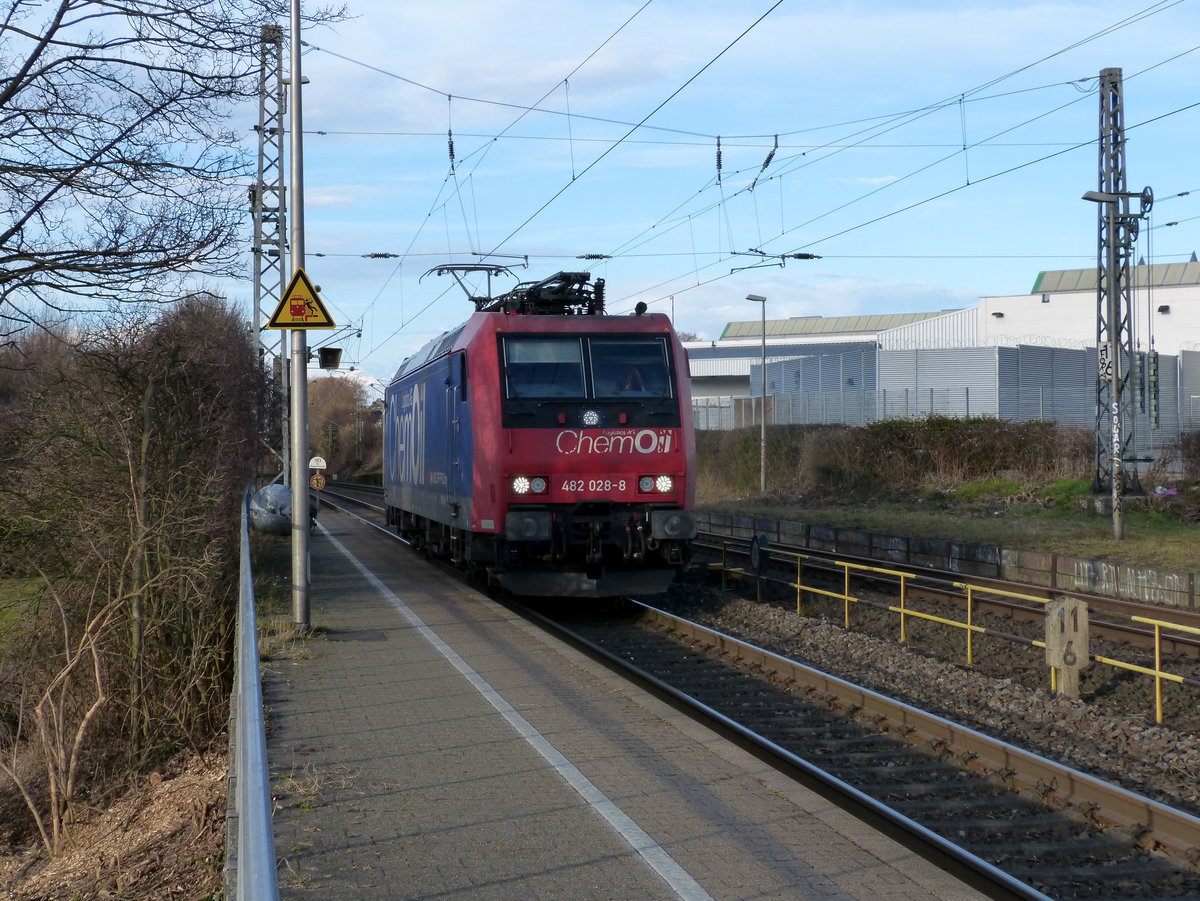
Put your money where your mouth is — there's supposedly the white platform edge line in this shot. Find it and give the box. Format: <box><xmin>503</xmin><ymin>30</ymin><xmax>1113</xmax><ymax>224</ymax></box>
<box><xmin>318</xmin><ymin>524</ymin><xmax>714</xmax><ymax>901</ymax></box>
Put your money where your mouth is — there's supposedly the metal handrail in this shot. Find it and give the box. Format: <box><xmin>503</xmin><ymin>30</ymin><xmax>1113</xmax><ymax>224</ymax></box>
<box><xmin>229</xmin><ymin>490</ymin><xmax>280</xmax><ymax>900</ymax></box>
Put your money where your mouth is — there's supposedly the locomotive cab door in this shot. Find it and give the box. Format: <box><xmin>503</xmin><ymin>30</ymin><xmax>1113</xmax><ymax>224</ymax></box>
<box><xmin>446</xmin><ymin>352</ymin><xmax>468</xmax><ymax>524</ymax></box>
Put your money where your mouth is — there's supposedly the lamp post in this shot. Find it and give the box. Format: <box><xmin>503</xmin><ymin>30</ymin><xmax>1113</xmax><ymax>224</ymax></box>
<box><xmin>289</xmin><ymin>0</ymin><xmax>310</xmax><ymax>630</ymax></box>
<box><xmin>747</xmin><ymin>293</ymin><xmax>767</xmax><ymax>493</ymax></box>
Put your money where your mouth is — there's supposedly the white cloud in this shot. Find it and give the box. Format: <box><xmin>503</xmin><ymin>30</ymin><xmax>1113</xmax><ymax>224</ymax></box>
<box><xmin>271</xmin><ymin>0</ymin><xmax>1200</xmax><ymax>383</ymax></box>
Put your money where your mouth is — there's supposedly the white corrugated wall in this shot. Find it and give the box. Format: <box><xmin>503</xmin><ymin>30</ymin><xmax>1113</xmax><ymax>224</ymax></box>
<box><xmin>879</xmin><ymin>308</ymin><xmax>979</xmax><ymax>350</ymax></box>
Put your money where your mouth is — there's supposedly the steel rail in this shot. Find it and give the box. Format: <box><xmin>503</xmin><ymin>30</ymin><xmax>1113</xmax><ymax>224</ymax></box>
<box><xmin>629</xmin><ymin>601</ymin><xmax>1200</xmax><ymax>862</ymax></box>
<box><xmin>515</xmin><ymin>600</ymin><xmax>1051</xmax><ymax>901</ymax></box>
<box><xmin>320</xmin><ymin>484</ymin><xmax>385</xmax><ymax>514</ymax></box>
<box><xmin>226</xmin><ymin>491</ymin><xmax>280</xmax><ymax>901</ymax></box>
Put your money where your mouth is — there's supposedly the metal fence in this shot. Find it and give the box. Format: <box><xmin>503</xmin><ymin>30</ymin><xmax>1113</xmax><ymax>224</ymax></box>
<box><xmin>693</xmin><ymin>384</ymin><xmax>1184</xmax><ymax>469</ymax></box>
<box><xmin>225</xmin><ymin>491</ymin><xmax>279</xmax><ymax>900</ymax></box>
<box><xmin>697</xmin><ymin>386</ymin><xmax>1178</xmax><ymax>428</ymax></box>
<box><xmin>695</xmin><ymin>390</ymin><xmax>975</xmax><ymax>429</ymax></box>
<box><xmin>695</xmin><ymin>389</ymin><xmax>1008</xmax><ymax>429</ymax></box>
<box><xmin>697</xmin><ymin>343</ymin><xmax>1195</xmax><ymax>437</ymax></box>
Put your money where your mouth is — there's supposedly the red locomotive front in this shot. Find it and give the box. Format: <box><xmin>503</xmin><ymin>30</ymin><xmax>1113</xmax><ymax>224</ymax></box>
<box><xmin>385</xmin><ymin>271</ymin><xmax>696</xmax><ymax>598</ymax></box>
<box><xmin>478</xmin><ymin>305</ymin><xmax>695</xmax><ymax>595</ymax></box>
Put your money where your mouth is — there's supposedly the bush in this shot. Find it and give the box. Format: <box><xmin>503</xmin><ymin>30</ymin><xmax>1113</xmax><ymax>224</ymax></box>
<box><xmin>1179</xmin><ymin>431</ymin><xmax>1200</xmax><ymax>481</ymax></box>
<box><xmin>696</xmin><ymin>417</ymin><xmax>1094</xmax><ymax>501</ymax></box>
<box><xmin>0</xmin><ymin>298</ymin><xmax>262</xmax><ymax>852</ymax></box>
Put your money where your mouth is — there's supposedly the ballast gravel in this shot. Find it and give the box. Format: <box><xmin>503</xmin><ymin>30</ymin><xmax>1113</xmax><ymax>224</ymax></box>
<box><xmin>654</xmin><ymin>586</ymin><xmax>1200</xmax><ymax>817</ymax></box>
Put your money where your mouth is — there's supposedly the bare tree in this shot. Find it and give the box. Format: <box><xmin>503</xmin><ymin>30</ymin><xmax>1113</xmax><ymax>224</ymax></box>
<box><xmin>309</xmin><ymin>375</ymin><xmax>377</xmax><ymax>476</ymax></box>
<box><xmin>0</xmin><ymin>296</ymin><xmax>263</xmax><ymax>852</ymax></box>
<box><xmin>0</xmin><ymin>576</ymin><xmax>120</xmax><ymax>854</ymax></box>
<box><xmin>68</xmin><ymin>296</ymin><xmax>264</xmax><ymax>760</ymax></box>
<box><xmin>0</xmin><ymin>0</ymin><xmax>343</xmax><ymax>330</ymax></box>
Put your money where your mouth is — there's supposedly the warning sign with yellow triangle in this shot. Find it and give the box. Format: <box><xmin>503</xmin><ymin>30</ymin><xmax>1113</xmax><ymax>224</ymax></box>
<box><xmin>267</xmin><ymin>268</ymin><xmax>336</xmax><ymax>330</ymax></box>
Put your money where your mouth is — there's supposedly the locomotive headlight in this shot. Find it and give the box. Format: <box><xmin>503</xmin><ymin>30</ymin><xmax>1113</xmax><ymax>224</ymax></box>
<box><xmin>581</xmin><ymin>409</ymin><xmax>602</xmax><ymax>427</ymax></box>
<box><xmin>511</xmin><ymin>476</ymin><xmax>548</xmax><ymax>495</ymax></box>
<box><xmin>638</xmin><ymin>475</ymin><xmax>675</xmax><ymax>493</ymax></box>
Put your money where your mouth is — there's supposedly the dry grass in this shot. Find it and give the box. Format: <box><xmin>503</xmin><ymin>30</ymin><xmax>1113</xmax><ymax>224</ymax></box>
<box><xmin>0</xmin><ymin>752</ymin><xmax>225</xmax><ymax>900</ymax></box>
<box><xmin>705</xmin><ymin>497</ymin><xmax>1200</xmax><ymax>571</ymax></box>
<box><xmin>698</xmin><ymin>420</ymin><xmax>1200</xmax><ymax>572</ymax></box>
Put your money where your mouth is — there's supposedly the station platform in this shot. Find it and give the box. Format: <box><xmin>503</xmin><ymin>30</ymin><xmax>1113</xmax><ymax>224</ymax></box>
<box><xmin>264</xmin><ymin>508</ymin><xmax>988</xmax><ymax>900</ymax></box>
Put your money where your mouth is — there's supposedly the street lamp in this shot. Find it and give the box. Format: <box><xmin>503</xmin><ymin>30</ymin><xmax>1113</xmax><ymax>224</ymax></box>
<box><xmin>747</xmin><ymin>293</ymin><xmax>767</xmax><ymax>493</ymax></box>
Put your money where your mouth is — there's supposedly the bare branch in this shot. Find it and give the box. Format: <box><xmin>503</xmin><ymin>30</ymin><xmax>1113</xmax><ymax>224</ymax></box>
<box><xmin>0</xmin><ymin>0</ymin><xmax>347</xmax><ymax>317</ymax></box>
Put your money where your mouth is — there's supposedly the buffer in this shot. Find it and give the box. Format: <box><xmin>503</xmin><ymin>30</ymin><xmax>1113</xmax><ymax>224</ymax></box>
<box><xmin>267</xmin><ymin>269</ymin><xmax>336</xmax><ymax>329</ymax></box>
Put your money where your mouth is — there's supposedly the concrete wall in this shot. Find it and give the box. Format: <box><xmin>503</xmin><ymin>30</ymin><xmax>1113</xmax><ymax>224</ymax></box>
<box><xmin>697</xmin><ymin>510</ymin><xmax>1197</xmax><ymax>611</ymax></box>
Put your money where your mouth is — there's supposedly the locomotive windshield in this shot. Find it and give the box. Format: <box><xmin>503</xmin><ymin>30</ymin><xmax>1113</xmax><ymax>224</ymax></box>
<box><xmin>502</xmin><ymin>335</ymin><xmax>673</xmax><ymax>400</ymax></box>
<box><xmin>590</xmin><ymin>338</ymin><xmax>672</xmax><ymax>399</ymax></box>
<box><xmin>503</xmin><ymin>337</ymin><xmax>586</xmax><ymax>398</ymax></box>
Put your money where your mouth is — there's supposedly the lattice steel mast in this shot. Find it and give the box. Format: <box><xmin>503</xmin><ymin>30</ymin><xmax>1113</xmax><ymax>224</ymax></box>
<box><xmin>252</xmin><ymin>24</ymin><xmax>289</xmax><ymax>484</ymax></box>
<box><xmin>1086</xmin><ymin>67</ymin><xmax>1151</xmax><ymax>539</ymax></box>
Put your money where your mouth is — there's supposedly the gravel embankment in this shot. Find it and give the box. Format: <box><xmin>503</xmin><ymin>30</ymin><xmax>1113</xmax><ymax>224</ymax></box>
<box><xmin>654</xmin><ymin>581</ymin><xmax>1200</xmax><ymax>816</ymax></box>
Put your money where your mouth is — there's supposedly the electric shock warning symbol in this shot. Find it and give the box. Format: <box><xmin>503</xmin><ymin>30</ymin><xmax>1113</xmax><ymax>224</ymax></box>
<box><xmin>266</xmin><ymin>269</ymin><xmax>336</xmax><ymax>329</ymax></box>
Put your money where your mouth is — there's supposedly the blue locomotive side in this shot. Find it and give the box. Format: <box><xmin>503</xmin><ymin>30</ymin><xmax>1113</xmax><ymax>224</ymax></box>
<box><xmin>384</xmin><ymin>349</ymin><xmax>475</xmax><ymax>533</ymax></box>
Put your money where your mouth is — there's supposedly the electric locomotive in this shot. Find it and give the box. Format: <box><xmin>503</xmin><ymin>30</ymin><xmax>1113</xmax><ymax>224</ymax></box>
<box><xmin>383</xmin><ymin>269</ymin><xmax>696</xmax><ymax>597</ymax></box>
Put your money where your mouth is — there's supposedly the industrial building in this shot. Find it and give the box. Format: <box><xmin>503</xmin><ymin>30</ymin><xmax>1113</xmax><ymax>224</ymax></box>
<box><xmin>688</xmin><ymin>262</ymin><xmax>1200</xmax><ymax>466</ymax></box>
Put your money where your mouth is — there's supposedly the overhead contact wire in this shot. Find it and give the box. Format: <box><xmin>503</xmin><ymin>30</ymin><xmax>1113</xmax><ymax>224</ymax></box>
<box><xmin>355</xmin><ymin>1</ymin><xmax>657</xmax><ymax>359</ymax></box>
<box><xmin>483</xmin><ymin>1</ymin><xmax>786</xmax><ymax>257</ymax></box>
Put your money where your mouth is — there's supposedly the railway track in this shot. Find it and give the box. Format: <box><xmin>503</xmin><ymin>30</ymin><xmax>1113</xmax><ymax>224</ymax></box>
<box><xmin>694</xmin><ymin>529</ymin><xmax>1200</xmax><ymax>657</ymax></box>
<box><xmin>319</xmin><ymin>482</ymin><xmax>385</xmax><ymax>513</ymax></box>
<box><xmin>325</xmin><ymin>483</ymin><xmax>1200</xmax><ymax>627</ymax></box>
<box><xmin>692</xmin><ymin>529</ymin><xmax>1200</xmax><ymax>729</ymax></box>
<box><xmin>324</xmin><ymin>484</ymin><xmax>1200</xmax><ymax>726</ymax></box>
<box><xmin>326</xmin><ymin>484</ymin><xmax>1200</xmax><ymax>659</ymax></box>
<box><xmin>530</xmin><ymin>601</ymin><xmax>1200</xmax><ymax>901</ymax></box>
<box><xmin>315</xmin><ymin>494</ymin><xmax>1200</xmax><ymax>899</ymax></box>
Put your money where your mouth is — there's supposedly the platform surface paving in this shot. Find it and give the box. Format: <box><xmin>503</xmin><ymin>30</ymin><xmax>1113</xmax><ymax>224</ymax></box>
<box><xmin>263</xmin><ymin>509</ymin><xmax>988</xmax><ymax>900</ymax></box>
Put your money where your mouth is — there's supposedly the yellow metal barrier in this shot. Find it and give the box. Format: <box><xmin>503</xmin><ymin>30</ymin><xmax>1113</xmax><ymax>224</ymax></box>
<box><xmin>1123</xmin><ymin>616</ymin><xmax>1200</xmax><ymax>723</ymax></box>
<box><xmin>960</xmin><ymin>583</ymin><xmax>1050</xmax><ymax>669</ymax></box>
<box><xmin>708</xmin><ymin>539</ymin><xmax>1199</xmax><ymax>724</ymax></box>
<box><xmin>713</xmin><ymin>541</ymin><xmax>755</xmax><ymax>597</ymax></box>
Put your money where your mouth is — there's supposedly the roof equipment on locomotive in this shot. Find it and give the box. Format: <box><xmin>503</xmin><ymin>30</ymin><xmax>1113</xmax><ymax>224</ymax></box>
<box><xmin>383</xmin><ymin>268</ymin><xmax>697</xmax><ymax>598</ymax></box>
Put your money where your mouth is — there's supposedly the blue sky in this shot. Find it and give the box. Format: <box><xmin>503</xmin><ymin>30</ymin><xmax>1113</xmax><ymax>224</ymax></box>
<box><xmin>246</xmin><ymin>0</ymin><xmax>1200</xmax><ymax>385</ymax></box>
